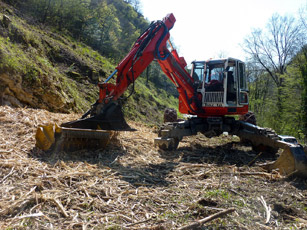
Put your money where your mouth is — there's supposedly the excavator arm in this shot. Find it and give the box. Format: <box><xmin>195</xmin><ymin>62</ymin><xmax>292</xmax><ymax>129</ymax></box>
<box><xmin>61</xmin><ymin>13</ymin><xmax>203</xmax><ymax>132</ymax></box>
<box><xmin>96</xmin><ymin>13</ymin><xmax>201</xmax><ymax>118</ymax></box>
<box><xmin>158</xmin><ymin>49</ymin><xmax>203</xmax><ymax>115</ymax></box>
<box><xmin>98</xmin><ymin>14</ymin><xmax>176</xmax><ymax>103</ymax></box>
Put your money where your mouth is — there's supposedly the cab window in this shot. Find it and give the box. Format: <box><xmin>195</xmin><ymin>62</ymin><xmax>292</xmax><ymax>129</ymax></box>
<box><xmin>192</xmin><ymin>62</ymin><xmax>205</xmax><ymax>82</ymax></box>
<box><xmin>205</xmin><ymin>65</ymin><xmax>224</xmax><ymax>83</ymax></box>
<box><xmin>238</xmin><ymin>62</ymin><xmax>247</xmax><ymax>90</ymax></box>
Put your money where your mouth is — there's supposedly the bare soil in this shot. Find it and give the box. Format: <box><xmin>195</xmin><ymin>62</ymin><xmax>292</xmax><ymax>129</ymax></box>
<box><xmin>0</xmin><ymin>105</ymin><xmax>307</xmax><ymax>229</ymax></box>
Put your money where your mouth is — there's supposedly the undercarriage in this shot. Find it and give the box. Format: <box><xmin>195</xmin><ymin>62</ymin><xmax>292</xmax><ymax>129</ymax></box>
<box><xmin>154</xmin><ymin>117</ymin><xmax>307</xmax><ymax>176</ymax></box>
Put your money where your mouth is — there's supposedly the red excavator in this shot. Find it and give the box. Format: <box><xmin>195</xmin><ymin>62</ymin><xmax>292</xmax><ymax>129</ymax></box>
<box><xmin>36</xmin><ymin>14</ymin><xmax>307</xmax><ymax>176</ymax></box>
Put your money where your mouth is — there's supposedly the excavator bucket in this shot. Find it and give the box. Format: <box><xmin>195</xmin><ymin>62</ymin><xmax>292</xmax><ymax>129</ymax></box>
<box><xmin>61</xmin><ymin>102</ymin><xmax>134</xmax><ymax>131</ymax></box>
<box><xmin>35</xmin><ymin>102</ymin><xmax>133</xmax><ymax>151</ymax></box>
<box><xmin>265</xmin><ymin>144</ymin><xmax>307</xmax><ymax>177</ymax></box>
<box><xmin>237</xmin><ymin>121</ymin><xmax>307</xmax><ymax>177</ymax></box>
<box><xmin>35</xmin><ymin>124</ymin><xmax>113</xmax><ymax>151</ymax></box>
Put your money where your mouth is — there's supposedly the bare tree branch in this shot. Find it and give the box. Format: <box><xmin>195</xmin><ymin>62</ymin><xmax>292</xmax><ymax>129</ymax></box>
<box><xmin>242</xmin><ymin>13</ymin><xmax>306</xmax><ymax>87</ymax></box>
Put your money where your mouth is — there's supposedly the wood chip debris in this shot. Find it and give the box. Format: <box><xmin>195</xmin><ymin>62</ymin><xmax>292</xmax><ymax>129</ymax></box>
<box><xmin>0</xmin><ymin>105</ymin><xmax>306</xmax><ymax>229</ymax></box>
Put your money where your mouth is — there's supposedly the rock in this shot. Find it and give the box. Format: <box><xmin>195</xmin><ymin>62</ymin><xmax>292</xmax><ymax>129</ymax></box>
<box><xmin>0</xmin><ymin>73</ymin><xmax>35</xmax><ymax>107</ymax></box>
<box><xmin>5</xmin><ymin>9</ymin><xmax>12</xmax><ymax>15</ymax></box>
<box><xmin>2</xmin><ymin>14</ymin><xmax>11</xmax><ymax>28</ymax></box>
<box><xmin>91</xmin><ymin>70</ymin><xmax>99</xmax><ymax>83</ymax></box>
<box><xmin>0</xmin><ymin>73</ymin><xmax>71</xmax><ymax>112</ymax></box>
<box><xmin>67</xmin><ymin>71</ymin><xmax>82</xmax><ymax>81</ymax></box>
<box><xmin>164</xmin><ymin>108</ymin><xmax>177</xmax><ymax>123</ymax></box>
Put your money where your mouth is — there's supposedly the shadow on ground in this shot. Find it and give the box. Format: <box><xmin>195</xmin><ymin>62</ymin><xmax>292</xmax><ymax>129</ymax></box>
<box><xmin>29</xmin><ymin>137</ymin><xmax>282</xmax><ymax>189</ymax></box>
<box><xmin>159</xmin><ymin>141</ymin><xmax>277</xmax><ymax>167</ymax></box>
<box><xmin>29</xmin><ymin>141</ymin><xmax>178</xmax><ymax>187</ymax></box>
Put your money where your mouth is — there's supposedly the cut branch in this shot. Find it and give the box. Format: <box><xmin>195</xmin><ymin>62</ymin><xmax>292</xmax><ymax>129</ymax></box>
<box><xmin>177</xmin><ymin>208</ymin><xmax>235</xmax><ymax>230</ymax></box>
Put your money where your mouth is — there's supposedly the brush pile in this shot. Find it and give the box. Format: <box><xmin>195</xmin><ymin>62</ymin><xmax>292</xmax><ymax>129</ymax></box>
<box><xmin>0</xmin><ymin>105</ymin><xmax>307</xmax><ymax>229</ymax></box>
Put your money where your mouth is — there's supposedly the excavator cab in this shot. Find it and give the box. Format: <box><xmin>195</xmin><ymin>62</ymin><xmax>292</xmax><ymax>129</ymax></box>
<box><xmin>192</xmin><ymin>58</ymin><xmax>248</xmax><ymax>114</ymax></box>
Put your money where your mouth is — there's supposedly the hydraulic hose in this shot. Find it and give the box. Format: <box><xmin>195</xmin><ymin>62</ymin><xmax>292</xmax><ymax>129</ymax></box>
<box><xmin>155</xmin><ymin>22</ymin><xmax>170</xmax><ymax>61</ymax></box>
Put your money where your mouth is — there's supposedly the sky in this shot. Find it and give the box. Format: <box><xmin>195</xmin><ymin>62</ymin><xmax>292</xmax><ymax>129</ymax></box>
<box><xmin>140</xmin><ymin>0</ymin><xmax>307</xmax><ymax>65</ymax></box>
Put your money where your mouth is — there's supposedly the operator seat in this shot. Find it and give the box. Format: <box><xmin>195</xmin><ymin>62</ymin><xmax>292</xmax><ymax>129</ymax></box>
<box><xmin>227</xmin><ymin>71</ymin><xmax>236</xmax><ymax>102</ymax></box>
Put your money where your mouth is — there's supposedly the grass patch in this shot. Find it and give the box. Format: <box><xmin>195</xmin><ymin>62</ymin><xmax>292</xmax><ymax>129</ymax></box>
<box><xmin>204</xmin><ymin>189</ymin><xmax>231</xmax><ymax>200</ymax></box>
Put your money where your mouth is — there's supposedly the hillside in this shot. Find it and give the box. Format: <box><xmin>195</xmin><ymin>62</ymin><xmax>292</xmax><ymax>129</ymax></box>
<box><xmin>0</xmin><ymin>1</ymin><xmax>179</xmax><ymax>125</ymax></box>
<box><xmin>1</xmin><ymin>105</ymin><xmax>307</xmax><ymax>229</ymax></box>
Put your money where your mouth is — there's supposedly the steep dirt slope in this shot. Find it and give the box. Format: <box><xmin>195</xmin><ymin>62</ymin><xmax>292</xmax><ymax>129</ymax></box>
<box><xmin>0</xmin><ymin>1</ymin><xmax>115</xmax><ymax>113</ymax></box>
<box><xmin>1</xmin><ymin>105</ymin><xmax>307</xmax><ymax>229</ymax></box>
<box><xmin>0</xmin><ymin>1</ymin><xmax>179</xmax><ymax>126</ymax></box>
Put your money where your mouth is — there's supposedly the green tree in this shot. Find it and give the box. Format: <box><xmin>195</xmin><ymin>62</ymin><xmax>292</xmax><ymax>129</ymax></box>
<box><xmin>243</xmin><ymin>14</ymin><xmax>306</xmax><ymax>115</ymax></box>
<box><xmin>292</xmin><ymin>46</ymin><xmax>307</xmax><ymax>140</ymax></box>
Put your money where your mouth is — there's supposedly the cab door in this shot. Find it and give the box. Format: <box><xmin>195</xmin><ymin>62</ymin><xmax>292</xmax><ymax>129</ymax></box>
<box><xmin>224</xmin><ymin>58</ymin><xmax>237</xmax><ymax>105</ymax></box>
<box><xmin>237</xmin><ymin>61</ymin><xmax>248</xmax><ymax>105</ymax></box>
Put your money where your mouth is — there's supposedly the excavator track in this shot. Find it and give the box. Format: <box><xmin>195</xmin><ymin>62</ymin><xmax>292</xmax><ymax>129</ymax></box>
<box><xmin>155</xmin><ymin>118</ymin><xmax>307</xmax><ymax>176</ymax></box>
<box><xmin>156</xmin><ymin>122</ymin><xmax>182</xmax><ymax>150</ymax></box>
<box><xmin>239</xmin><ymin>124</ymin><xmax>279</xmax><ymax>152</ymax></box>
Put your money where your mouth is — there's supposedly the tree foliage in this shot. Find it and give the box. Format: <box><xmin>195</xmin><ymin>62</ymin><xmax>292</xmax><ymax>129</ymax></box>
<box><xmin>244</xmin><ymin>12</ymin><xmax>307</xmax><ymax>141</ymax></box>
<box><xmin>8</xmin><ymin>0</ymin><xmax>148</xmax><ymax>61</ymax></box>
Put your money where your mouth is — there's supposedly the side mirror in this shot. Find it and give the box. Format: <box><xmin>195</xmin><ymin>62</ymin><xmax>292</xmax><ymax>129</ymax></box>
<box><xmin>224</xmin><ymin>66</ymin><xmax>230</xmax><ymax>72</ymax></box>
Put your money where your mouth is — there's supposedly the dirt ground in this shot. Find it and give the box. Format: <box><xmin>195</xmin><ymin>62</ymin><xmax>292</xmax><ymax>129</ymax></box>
<box><xmin>0</xmin><ymin>105</ymin><xmax>307</xmax><ymax>229</ymax></box>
